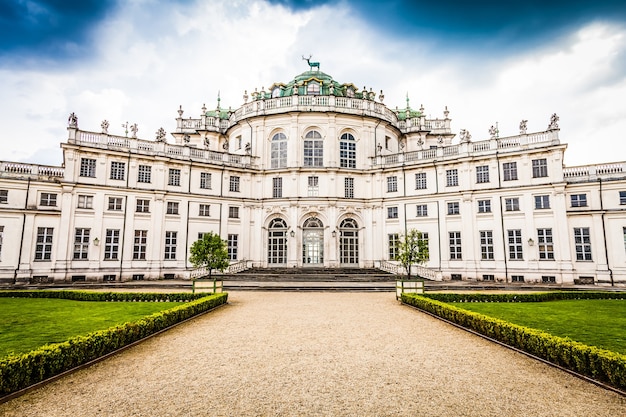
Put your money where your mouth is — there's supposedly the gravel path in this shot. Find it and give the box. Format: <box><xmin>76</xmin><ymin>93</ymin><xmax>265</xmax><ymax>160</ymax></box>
<box><xmin>1</xmin><ymin>292</ymin><xmax>624</xmax><ymax>416</ymax></box>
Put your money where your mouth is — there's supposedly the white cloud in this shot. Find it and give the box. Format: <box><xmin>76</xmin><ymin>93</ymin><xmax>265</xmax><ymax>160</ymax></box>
<box><xmin>0</xmin><ymin>1</ymin><xmax>624</xmax><ymax>167</ymax></box>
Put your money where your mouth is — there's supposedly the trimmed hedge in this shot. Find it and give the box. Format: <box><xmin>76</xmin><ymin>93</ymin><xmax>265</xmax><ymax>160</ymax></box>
<box><xmin>0</xmin><ymin>292</ymin><xmax>228</xmax><ymax>396</ymax></box>
<box><xmin>0</xmin><ymin>290</ymin><xmax>207</xmax><ymax>302</ymax></box>
<box><xmin>421</xmin><ymin>291</ymin><xmax>626</xmax><ymax>303</ymax></box>
<box><xmin>402</xmin><ymin>293</ymin><xmax>626</xmax><ymax>391</ymax></box>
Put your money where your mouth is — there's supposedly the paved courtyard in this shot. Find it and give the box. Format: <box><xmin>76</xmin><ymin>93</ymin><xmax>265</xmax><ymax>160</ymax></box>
<box><xmin>1</xmin><ymin>292</ymin><xmax>624</xmax><ymax>416</ymax></box>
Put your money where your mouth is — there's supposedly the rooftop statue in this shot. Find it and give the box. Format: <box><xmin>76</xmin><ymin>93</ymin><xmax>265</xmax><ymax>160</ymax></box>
<box><xmin>302</xmin><ymin>55</ymin><xmax>320</xmax><ymax>71</ymax></box>
<box><xmin>68</xmin><ymin>112</ymin><xmax>78</xmax><ymax>128</ymax></box>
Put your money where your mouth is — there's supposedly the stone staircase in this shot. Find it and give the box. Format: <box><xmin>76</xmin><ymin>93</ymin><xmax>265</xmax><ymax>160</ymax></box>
<box><xmin>219</xmin><ymin>267</ymin><xmax>397</xmax><ymax>291</ymax></box>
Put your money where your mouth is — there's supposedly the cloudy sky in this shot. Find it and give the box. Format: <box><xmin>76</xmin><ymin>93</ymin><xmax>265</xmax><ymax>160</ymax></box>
<box><xmin>1</xmin><ymin>0</ymin><xmax>625</xmax><ymax>167</ymax></box>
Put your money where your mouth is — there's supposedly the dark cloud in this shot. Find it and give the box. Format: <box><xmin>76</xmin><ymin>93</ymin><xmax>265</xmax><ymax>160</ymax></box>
<box><xmin>0</xmin><ymin>0</ymin><xmax>118</xmax><ymax>62</ymax></box>
<box><xmin>270</xmin><ymin>0</ymin><xmax>626</xmax><ymax>50</ymax></box>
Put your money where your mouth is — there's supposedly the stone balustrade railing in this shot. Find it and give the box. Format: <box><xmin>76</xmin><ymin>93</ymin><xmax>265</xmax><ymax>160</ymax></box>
<box><xmin>372</xmin><ymin>130</ymin><xmax>560</xmax><ymax>167</ymax></box>
<box><xmin>0</xmin><ymin>161</ymin><xmax>64</xmax><ymax>179</ymax></box>
<box><xmin>190</xmin><ymin>260</ymin><xmax>251</xmax><ymax>279</ymax></box>
<box><xmin>71</xmin><ymin>131</ymin><xmax>256</xmax><ymax>169</ymax></box>
<box><xmin>563</xmin><ymin>162</ymin><xmax>626</xmax><ymax>182</ymax></box>
<box><xmin>178</xmin><ymin>95</ymin><xmax>449</xmax><ymax>134</ymax></box>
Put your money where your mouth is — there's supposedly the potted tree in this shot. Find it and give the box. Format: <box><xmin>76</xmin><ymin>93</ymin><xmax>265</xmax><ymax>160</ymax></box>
<box><xmin>395</xmin><ymin>229</ymin><xmax>429</xmax><ymax>299</ymax></box>
<box><xmin>189</xmin><ymin>232</ymin><xmax>230</xmax><ymax>293</ymax></box>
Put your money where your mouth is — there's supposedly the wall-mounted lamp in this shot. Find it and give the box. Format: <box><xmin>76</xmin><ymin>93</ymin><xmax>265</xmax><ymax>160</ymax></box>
<box><xmin>290</xmin><ymin>230</ymin><xmax>295</xmax><ymax>238</ymax></box>
<box><xmin>528</xmin><ymin>238</ymin><xmax>534</xmax><ymax>246</ymax></box>
<box><xmin>331</xmin><ymin>230</ymin><xmax>337</xmax><ymax>238</ymax></box>
<box><xmin>93</xmin><ymin>238</ymin><xmax>100</xmax><ymax>246</ymax></box>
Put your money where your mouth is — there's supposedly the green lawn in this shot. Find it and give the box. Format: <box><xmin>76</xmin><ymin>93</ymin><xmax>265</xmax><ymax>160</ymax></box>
<box><xmin>453</xmin><ymin>299</ymin><xmax>626</xmax><ymax>354</ymax></box>
<box><xmin>0</xmin><ymin>298</ymin><xmax>180</xmax><ymax>357</ymax></box>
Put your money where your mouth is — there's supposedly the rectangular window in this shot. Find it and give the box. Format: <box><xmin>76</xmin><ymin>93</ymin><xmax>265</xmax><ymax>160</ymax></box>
<box><xmin>229</xmin><ymin>206</ymin><xmax>239</xmax><ymax>219</ymax></box>
<box><xmin>73</xmin><ymin>228</ymin><xmax>90</xmax><ymax>260</ymax></box>
<box><xmin>535</xmin><ymin>195</ymin><xmax>550</xmax><ymax>209</ymax></box>
<box><xmin>416</xmin><ymin>204</ymin><xmax>428</xmax><ymax>217</ymax></box>
<box><xmin>574</xmin><ymin>227</ymin><xmax>592</xmax><ymax>261</ymax></box>
<box><xmin>415</xmin><ymin>172</ymin><xmax>427</xmax><ymax>190</ymax></box>
<box><xmin>308</xmin><ymin>176</ymin><xmax>319</xmax><ymax>196</ymax></box>
<box><xmin>508</xmin><ymin>229</ymin><xmax>523</xmax><ymax>260</ymax></box>
<box><xmin>503</xmin><ymin>162</ymin><xmax>518</xmax><ymax>181</ymax></box>
<box><xmin>228</xmin><ymin>234</ymin><xmax>238</xmax><ymax>261</ymax></box>
<box><xmin>166</xmin><ymin>201</ymin><xmax>179</xmax><ymax>215</ymax></box>
<box><xmin>476</xmin><ymin>165</ymin><xmax>489</xmax><ymax>183</ymax></box>
<box><xmin>273</xmin><ymin>177</ymin><xmax>282</xmax><ymax>198</ymax></box>
<box><xmin>200</xmin><ymin>172</ymin><xmax>212</xmax><ymax>189</ymax></box>
<box><xmin>136</xmin><ymin>199</ymin><xmax>150</xmax><ymax>213</ymax></box>
<box><xmin>477</xmin><ymin>200</ymin><xmax>491</xmax><ymax>213</ymax></box>
<box><xmin>40</xmin><ymin>193</ymin><xmax>57</xmax><ymax>207</ymax></box>
<box><xmin>164</xmin><ymin>231</ymin><xmax>177</xmax><ymax>260</ymax></box>
<box><xmin>532</xmin><ymin>158</ymin><xmax>548</xmax><ymax>178</ymax></box>
<box><xmin>77</xmin><ymin>195</ymin><xmax>93</xmax><ymax>209</ymax></box>
<box><xmin>620</xmin><ymin>191</ymin><xmax>626</xmax><ymax>205</ymax></box>
<box><xmin>447</xmin><ymin>202</ymin><xmax>460</xmax><ymax>215</ymax></box>
<box><xmin>511</xmin><ymin>275</ymin><xmax>525</xmax><ymax>282</ymax></box>
<box><xmin>0</xmin><ymin>190</ymin><xmax>7</xmax><ymax>204</ymax></box>
<box><xmin>133</xmin><ymin>230</ymin><xmax>147</xmax><ymax>260</ymax></box>
<box><xmin>35</xmin><ymin>227</ymin><xmax>53</xmax><ymax>261</ymax></box>
<box><xmin>104</xmin><ymin>229</ymin><xmax>120</xmax><ymax>260</ymax></box>
<box><xmin>480</xmin><ymin>231</ymin><xmax>494</xmax><ymax>260</ymax></box>
<box><xmin>419</xmin><ymin>233</ymin><xmax>430</xmax><ymax>261</ymax></box>
<box><xmin>387</xmin><ymin>176</ymin><xmax>398</xmax><ymax>192</ymax></box>
<box><xmin>387</xmin><ymin>207</ymin><xmax>398</xmax><ymax>219</ymax></box>
<box><xmin>80</xmin><ymin>158</ymin><xmax>96</xmax><ymax>177</ymax></box>
<box><xmin>138</xmin><ymin>165</ymin><xmax>151</xmax><ymax>183</ymax></box>
<box><xmin>537</xmin><ymin>228</ymin><xmax>554</xmax><ymax>260</ymax></box>
<box><xmin>483</xmin><ymin>275</ymin><xmax>495</xmax><ymax>281</ymax></box>
<box><xmin>446</xmin><ymin>169</ymin><xmax>458</xmax><ymax>187</ymax></box>
<box><xmin>168</xmin><ymin>168</ymin><xmax>181</xmax><ymax>186</ymax></box>
<box><xmin>449</xmin><ymin>231</ymin><xmax>462</xmax><ymax>260</ymax></box>
<box><xmin>110</xmin><ymin>161</ymin><xmax>125</xmax><ymax>181</ymax></box>
<box><xmin>108</xmin><ymin>197</ymin><xmax>123</xmax><ymax>211</ymax></box>
<box><xmin>388</xmin><ymin>233</ymin><xmax>399</xmax><ymax>260</ymax></box>
<box><xmin>199</xmin><ymin>204</ymin><xmax>210</xmax><ymax>217</ymax></box>
<box><xmin>571</xmin><ymin>194</ymin><xmax>587</xmax><ymax>207</ymax></box>
<box><xmin>505</xmin><ymin>197</ymin><xmax>520</xmax><ymax>211</ymax></box>
<box><xmin>345</xmin><ymin>177</ymin><xmax>354</xmax><ymax>198</ymax></box>
<box><xmin>229</xmin><ymin>176</ymin><xmax>240</xmax><ymax>192</ymax></box>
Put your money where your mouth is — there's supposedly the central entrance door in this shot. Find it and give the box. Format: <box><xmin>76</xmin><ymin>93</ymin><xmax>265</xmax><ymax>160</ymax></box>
<box><xmin>302</xmin><ymin>217</ymin><xmax>323</xmax><ymax>265</ymax></box>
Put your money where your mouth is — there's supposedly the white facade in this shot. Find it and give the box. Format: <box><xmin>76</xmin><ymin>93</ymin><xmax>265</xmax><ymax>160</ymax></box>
<box><xmin>1</xmin><ymin>69</ymin><xmax>625</xmax><ymax>285</ymax></box>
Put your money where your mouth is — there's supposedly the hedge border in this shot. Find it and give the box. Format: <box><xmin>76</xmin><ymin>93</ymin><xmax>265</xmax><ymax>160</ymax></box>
<box><xmin>420</xmin><ymin>291</ymin><xmax>626</xmax><ymax>303</ymax></box>
<box><xmin>401</xmin><ymin>293</ymin><xmax>626</xmax><ymax>391</ymax></box>
<box><xmin>0</xmin><ymin>290</ymin><xmax>207</xmax><ymax>302</ymax></box>
<box><xmin>0</xmin><ymin>292</ymin><xmax>228</xmax><ymax>396</ymax></box>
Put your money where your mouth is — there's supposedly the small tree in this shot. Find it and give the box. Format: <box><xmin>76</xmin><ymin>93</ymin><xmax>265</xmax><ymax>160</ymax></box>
<box><xmin>189</xmin><ymin>232</ymin><xmax>230</xmax><ymax>279</ymax></box>
<box><xmin>395</xmin><ymin>229</ymin><xmax>429</xmax><ymax>280</ymax></box>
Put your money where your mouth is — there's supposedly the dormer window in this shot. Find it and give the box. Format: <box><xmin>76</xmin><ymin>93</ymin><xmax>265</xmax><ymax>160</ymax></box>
<box><xmin>307</xmin><ymin>81</ymin><xmax>320</xmax><ymax>95</ymax></box>
<box><xmin>272</xmin><ymin>87</ymin><xmax>281</xmax><ymax>98</ymax></box>
<box><xmin>346</xmin><ymin>87</ymin><xmax>355</xmax><ymax>98</ymax></box>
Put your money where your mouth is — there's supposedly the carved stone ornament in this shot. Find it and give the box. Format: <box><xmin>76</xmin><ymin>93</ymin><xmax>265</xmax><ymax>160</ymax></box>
<box><xmin>488</xmin><ymin>125</ymin><xmax>497</xmax><ymax>139</ymax></box>
<box><xmin>222</xmin><ymin>140</ymin><xmax>229</xmax><ymax>150</ymax></box>
<box><xmin>155</xmin><ymin>127</ymin><xmax>166</xmax><ymax>142</ymax></box>
<box><xmin>130</xmin><ymin>123</ymin><xmax>139</xmax><ymax>138</ymax></box>
<box><xmin>548</xmin><ymin>113</ymin><xmax>559</xmax><ymax>130</ymax></box>
<box><xmin>245</xmin><ymin>142</ymin><xmax>251</xmax><ymax>155</ymax></box>
<box><xmin>417</xmin><ymin>137</ymin><xmax>424</xmax><ymax>146</ymax></box>
<box><xmin>68</xmin><ymin>112</ymin><xmax>78</xmax><ymax>128</ymax></box>
<box><xmin>183</xmin><ymin>134</ymin><xmax>191</xmax><ymax>144</ymax></box>
<box><xmin>437</xmin><ymin>135</ymin><xmax>444</xmax><ymax>144</ymax></box>
<box><xmin>101</xmin><ymin>119</ymin><xmax>109</xmax><ymax>134</ymax></box>
<box><xmin>204</xmin><ymin>137</ymin><xmax>210</xmax><ymax>148</ymax></box>
<box><xmin>519</xmin><ymin>119</ymin><xmax>528</xmax><ymax>135</ymax></box>
<box><xmin>459</xmin><ymin>129</ymin><xmax>471</xmax><ymax>143</ymax></box>
<box><xmin>443</xmin><ymin>106</ymin><xmax>450</xmax><ymax>119</ymax></box>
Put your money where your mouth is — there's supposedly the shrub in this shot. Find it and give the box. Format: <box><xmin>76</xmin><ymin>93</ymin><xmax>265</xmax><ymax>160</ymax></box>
<box><xmin>0</xmin><ymin>293</ymin><xmax>227</xmax><ymax>396</ymax></box>
<box><xmin>402</xmin><ymin>293</ymin><xmax>626</xmax><ymax>390</ymax></box>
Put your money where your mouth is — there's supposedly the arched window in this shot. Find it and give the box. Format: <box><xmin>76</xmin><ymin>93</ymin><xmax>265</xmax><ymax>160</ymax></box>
<box><xmin>268</xmin><ymin>218</ymin><xmax>287</xmax><ymax>264</ymax></box>
<box><xmin>272</xmin><ymin>87</ymin><xmax>281</xmax><ymax>98</ymax></box>
<box><xmin>307</xmin><ymin>81</ymin><xmax>320</xmax><ymax>95</ymax></box>
<box><xmin>339</xmin><ymin>133</ymin><xmax>356</xmax><ymax>168</ymax></box>
<box><xmin>340</xmin><ymin>218</ymin><xmax>359</xmax><ymax>265</ymax></box>
<box><xmin>303</xmin><ymin>217</ymin><xmax>324</xmax><ymax>264</ymax></box>
<box><xmin>271</xmin><ymin>132</ymin><xmax>287</xmax><ymax>168</ymax></box>
<box><xmin>304</xmin><ymin>131</ymin><xmax>323</xmax><ymax>167</ymax></box>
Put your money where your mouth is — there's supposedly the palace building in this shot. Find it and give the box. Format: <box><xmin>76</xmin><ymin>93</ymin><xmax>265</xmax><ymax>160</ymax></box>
<box><xmin>0</xmin><ymin>67</ymin><xmax>625</xmax><ymax>285</ymax></box>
